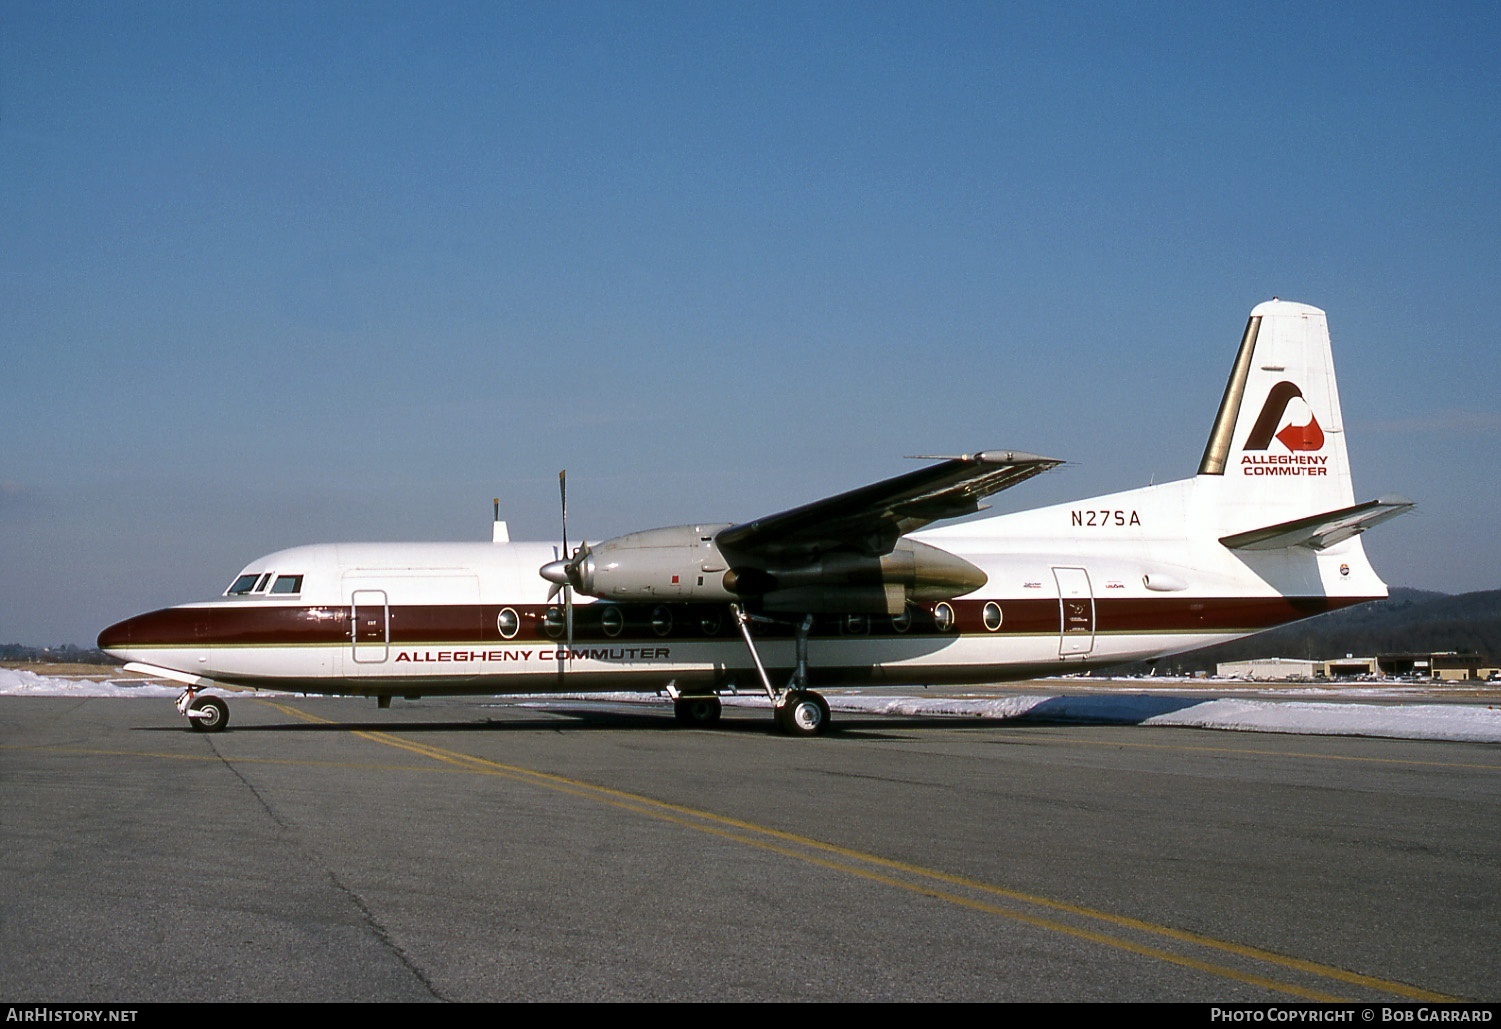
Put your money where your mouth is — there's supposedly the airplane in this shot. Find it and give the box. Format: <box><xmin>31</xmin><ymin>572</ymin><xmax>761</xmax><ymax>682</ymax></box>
<box><xmin>98</xmin><ymin>299</ymin><xmax>1412</xmax><ymax>736</ymax></box>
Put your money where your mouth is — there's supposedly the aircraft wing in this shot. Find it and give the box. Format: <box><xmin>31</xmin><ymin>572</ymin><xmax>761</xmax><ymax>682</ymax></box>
<box><xmin>716</xmin><ymin>450</ymin><xmax>1062</xmax><ymax>559</ymax></box>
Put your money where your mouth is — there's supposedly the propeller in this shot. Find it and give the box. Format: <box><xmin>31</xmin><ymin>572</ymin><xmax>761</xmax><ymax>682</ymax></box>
<box><xmin>539</xmin><ymin>469</ymin><xmax>593</xmax><ymax>610</ymax></box>
<box><xmin>537</xmin><ymin>471</ymin><xmax>590</xmax><ymax>683</ymax></box>
<box><xmin>542</xmin><ymin>474</ymin><xmax>570</xmax><ymax>592</ymax></box>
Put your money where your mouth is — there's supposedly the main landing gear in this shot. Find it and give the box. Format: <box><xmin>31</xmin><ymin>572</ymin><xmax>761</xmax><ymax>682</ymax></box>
<box><xmin>673</xmin><ymin>695</ymin><xmax>723</xmax><ymax>726</ymax></box>
<box><xmin>730</xmin><ymin>605</ymin><xmax>831</xmax><ymax>737</ymax></box>
<box><xmin>775</xmin><ymin>690</ymin><xmax>830</xmax><ymax>737</ymax></box>
<box><xmin>176</xmin><ymin>688</ymin><xmax>230</xmax><ymax>733</ymax></box>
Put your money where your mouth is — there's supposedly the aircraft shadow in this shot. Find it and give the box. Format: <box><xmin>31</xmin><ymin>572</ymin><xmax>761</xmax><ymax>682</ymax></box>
<box><xmin>131</xmin><ymin>692</ymin><xmax>1213</xmax><ymax>737</ymax></box>
<box><xmin>129</xmin><ymin>705</ymin><xmax>1052</xmax><ymax>738</ymax></box>
<box><xmin>1018</xmin><ymin>693</ymin><xmax>1208</xmax><ymax>722</ymax></box>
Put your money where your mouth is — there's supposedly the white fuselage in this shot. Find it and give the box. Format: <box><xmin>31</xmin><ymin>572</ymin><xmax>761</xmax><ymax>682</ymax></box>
<box><xmin>98</xmin><ymin>473</ymin><xmax>1386</xmax><ymax>698</ymax></box>
<box><xmin>98</xmin><ymin>301</ymin><xmax>1402</xmax><ymax>707</ymax></box>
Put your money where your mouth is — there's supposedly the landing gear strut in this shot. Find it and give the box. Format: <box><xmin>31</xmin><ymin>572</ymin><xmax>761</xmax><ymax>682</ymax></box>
<box><xmin>730</xmin><ymin>605</ymin><xmax>830</xmax><ymax>737</ymax></box>
<box><xmin>177</xmin><ymin>688</ymin><xmax>230</xmax><ymax>733</ymax></box>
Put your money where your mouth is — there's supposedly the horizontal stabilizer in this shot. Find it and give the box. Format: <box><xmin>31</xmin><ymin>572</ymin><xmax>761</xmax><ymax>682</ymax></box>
<box><xmin>1219</xmin><ymin>496</ymin><xmax>1414</xmax><ymax>552</ymax></box>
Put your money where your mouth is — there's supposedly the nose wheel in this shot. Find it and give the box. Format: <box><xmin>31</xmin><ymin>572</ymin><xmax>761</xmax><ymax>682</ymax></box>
<box><xmin>177</xmin><ymin>689</ymin><xmax>230</xmax><ymax>733</ymax></box>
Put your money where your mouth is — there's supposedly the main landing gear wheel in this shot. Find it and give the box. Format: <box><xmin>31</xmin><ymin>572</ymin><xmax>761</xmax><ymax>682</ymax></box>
<box><xmin>775</xmin><ymin>690</ymin><xmax>830</xmax><ymax>737</ymax></box>
<box><xmin>674</xmin><ymin>696</ymin><xmax>722</xmax><ymax>726</ymax></box>
<box><xmin>188</xmin><ymin>695</ymin><xmax>229</xmax><ymax>733</ymax></box>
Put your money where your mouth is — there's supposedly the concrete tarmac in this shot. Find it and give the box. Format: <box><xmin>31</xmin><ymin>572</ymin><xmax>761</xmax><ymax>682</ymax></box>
<box><xmin>2</xmin><ymin>694</ymin><xmax>1497</xmax><ymax>1002</ymax></box>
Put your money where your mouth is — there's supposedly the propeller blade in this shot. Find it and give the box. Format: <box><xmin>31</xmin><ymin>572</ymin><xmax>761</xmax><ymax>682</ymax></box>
<box><xmin>558</xmin><ymin>470</ymin><xmax>568</xmax><ymax>561</ymax></box>
<box><xmin>557</xmin><ymin>471</ymin><xmax>573</xmax><ymax>678</ymax></box>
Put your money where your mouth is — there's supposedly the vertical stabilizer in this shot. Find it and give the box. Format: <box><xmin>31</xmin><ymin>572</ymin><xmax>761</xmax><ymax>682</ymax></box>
<box><xmin>1199</xmin><ymin>300</ymin><xmax>1355</xmax><ymax>530</ymax></box>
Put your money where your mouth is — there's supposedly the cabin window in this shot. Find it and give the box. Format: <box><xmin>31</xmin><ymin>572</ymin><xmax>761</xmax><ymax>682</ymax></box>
<box><xmin>226</xmin><ymin>574</ymin><xmax>260</xmax><ymax>595</ymax></box>
<box><xmin>699</xmin><ymin>609</ymin><xmax>722</xmax><ymax>636</ymax></box>
<box><xmin>934</xmin><ymin>602</ymin><xmax>956</xmax><ymax>632</ymax></box>
<box><xmin>650</xmin><ymin>606</ymin><xmax>673</xmax><ymax>637</ymax></box>
<box><xmin>844</xmin><ymin>614</ymin><xmax>869</xmax><ymax>635</ymax></box>
<box><xmin>270</xmin><ymin>574</ymin><xmax>304</xmax><ymax>595</ymax></box>
<box><xmin>601</xmin><ymin>606</ymin><xmax>624</xmax><ymax>637</ymax></box>
<box><xmin>543</xmin><ymin>606</ymin><xmax>566</xmax><ymax>639</ymax></box>
<box><xmin>983</xmin><ymin>602</ymin><xmax>1003</xmax><ymax>632</ymax></box>
<box><xmin>497</xmin><ymin>608</ymin><xmax>520</xmax><ymax>639</ymax></box>
<box><xmin>890</xmin><ymin>608</ymin><xmax>912</xmax><ymax>633</ymax></box>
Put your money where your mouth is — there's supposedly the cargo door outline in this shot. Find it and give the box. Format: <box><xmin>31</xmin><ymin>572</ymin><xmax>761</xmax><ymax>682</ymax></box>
<box><xmin>1053</xmin><ymin>566</ymin><xmax>1095</xmax><ymax>656</ymax></box>
<box><xmin>351</xmin><ymin>589</ymin><xmax>389</xmax><ymax>663</ymax></box>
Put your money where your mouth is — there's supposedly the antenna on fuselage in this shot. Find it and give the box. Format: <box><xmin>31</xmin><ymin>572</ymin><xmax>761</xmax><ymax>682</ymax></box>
<box><xmin>492</xmin><ymin>497</ymin><xmax>510</xmax><ymax>543</ymax></box>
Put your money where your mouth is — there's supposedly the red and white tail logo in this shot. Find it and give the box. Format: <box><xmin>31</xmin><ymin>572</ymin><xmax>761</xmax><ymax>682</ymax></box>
<box><xmin>1243</xmin><ymin>381</ymin><xmax>1324</xmax><ymax>452</ymax></box>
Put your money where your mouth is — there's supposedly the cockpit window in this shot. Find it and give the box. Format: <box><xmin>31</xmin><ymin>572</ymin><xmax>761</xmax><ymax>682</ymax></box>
<box><xmin>270</xmin><ymin>574</ymin><xmax>304</xmax><ymax>595</ymax></box>
<box><xmin>253</xmin><ymin>572</ymin><xmax>272</xmax><ymax>592</ymax></box>
<box><xmin>226</xmin><ymin>574</ymin><xmax>260</xmax><ymax>595</ymax></box>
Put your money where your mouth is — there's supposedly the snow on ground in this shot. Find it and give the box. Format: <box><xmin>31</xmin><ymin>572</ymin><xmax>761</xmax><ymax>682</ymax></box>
<box><xmin>0</xmin><ymin>667</ymin><xmax>188</xmax><ymax>699</ymax></box>
<box><xmin>6</xmin><ymin>667</ymin><xmax>1499</xmax><ymax>743</ymax></box>
<box><xmin>1141</xmin><ymin>697</ymin><xmax>1501</xmax><ymax>742</ymax></box>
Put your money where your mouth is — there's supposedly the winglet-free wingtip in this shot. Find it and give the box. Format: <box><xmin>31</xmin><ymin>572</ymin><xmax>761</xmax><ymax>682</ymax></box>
<box><xmin>906</xmin><ymin>450</ymin><xmax>1063</xmax><ymax>466</ymax></box>
<box><xmin>976</xmin><ymin>450</ymin><xmax>1063</xmax><ymax>466</ymax></box>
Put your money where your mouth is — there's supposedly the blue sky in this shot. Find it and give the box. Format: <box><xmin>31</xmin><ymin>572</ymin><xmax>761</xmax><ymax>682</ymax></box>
<box><xmin>3</xmin><ymin>1</ymin><xmax>1498</xmax><ymax>646</ymax></box>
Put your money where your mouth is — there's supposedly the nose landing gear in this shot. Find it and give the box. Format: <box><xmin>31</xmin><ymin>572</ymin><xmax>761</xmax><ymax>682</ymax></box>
<box><xmin>177</xmin><ymin>689</ymin><xmax>230</xmax><ymax>733</ymax></box>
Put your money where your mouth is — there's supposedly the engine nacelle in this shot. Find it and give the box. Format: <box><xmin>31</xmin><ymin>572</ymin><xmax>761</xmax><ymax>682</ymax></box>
<box><xmin>561</xmin><ymin>526</ymin><xmax>986</xmax><ymax>614</ymax></box>
<box><xmin>737</xmin><ymin>540</ymin><xmax>987</xmax><ymax>614</ymax></box>
<box><xmin>571</xmin><ymin>525</ymin><xmax>738</xmax><ymax>601</ymax></box>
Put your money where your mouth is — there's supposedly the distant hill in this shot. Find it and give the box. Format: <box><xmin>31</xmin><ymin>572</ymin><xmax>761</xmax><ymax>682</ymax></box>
<box><xmin>1125</xmin><ymin>587</ymin><xmax>1501</xmax><ymax>675</ymax></box>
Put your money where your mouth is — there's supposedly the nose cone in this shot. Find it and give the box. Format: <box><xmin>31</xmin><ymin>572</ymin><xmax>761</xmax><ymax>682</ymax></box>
<box><xmin>97</xmin><ymin>607</ymin><xmax>194</xmax><ymax>660</ymax></box>
<box><xmin>96</xmin><ymin>606</ymin><xmax>216</xmax><ymax>680</ymax></box>
<box><xmin>97</xmin><ymin>615</ymin><xmax>135</xmax><ymax>654</ymax></box>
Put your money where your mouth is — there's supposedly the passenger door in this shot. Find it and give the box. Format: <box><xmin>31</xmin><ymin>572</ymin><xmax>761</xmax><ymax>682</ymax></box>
<box><xmin>1053</xmin><ymin>567</ymin><xmax>1095</xmax><ymax>657</ymax></box>
<box><xmin>350</xmin><ymin>589</ymin><xmax>389</xmax><ymax>664</ymax></box>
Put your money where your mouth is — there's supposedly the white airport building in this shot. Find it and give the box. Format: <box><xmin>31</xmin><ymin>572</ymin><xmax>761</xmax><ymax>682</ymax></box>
<box><xmin>1217</xmin><ymin>652</ymin><xmax>1499</xmax><ymax>681</ymax></box>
